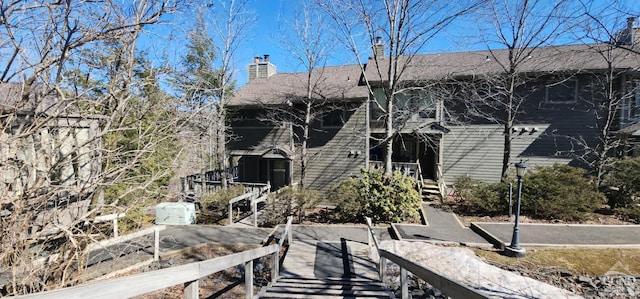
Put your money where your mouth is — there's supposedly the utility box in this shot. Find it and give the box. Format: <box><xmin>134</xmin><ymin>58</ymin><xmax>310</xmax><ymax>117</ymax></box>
<box><xmin>155</xmin><ymin>202</ymin><xmax>196</xmax><ymax>225</ymax></box>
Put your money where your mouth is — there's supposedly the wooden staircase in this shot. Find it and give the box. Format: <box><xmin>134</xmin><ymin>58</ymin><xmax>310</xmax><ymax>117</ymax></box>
<box><xmin>420</xmin><ymin>179</ymin><xmax>441</xmax><ymax>201</ymax></box>
<box><xmin>256</xmin><ymin>276</ymin><xmax>393</xmax><ymax>298</ymax></box>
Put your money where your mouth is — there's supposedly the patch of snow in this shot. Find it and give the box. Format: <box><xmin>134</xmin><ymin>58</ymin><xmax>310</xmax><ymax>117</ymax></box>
<box><xmin>380</xmin><ymin>240</ymin><xmax>583</xmax><ymax>299</ymax></box>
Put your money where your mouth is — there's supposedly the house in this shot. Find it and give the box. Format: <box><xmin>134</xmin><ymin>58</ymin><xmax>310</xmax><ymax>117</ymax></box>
<box><xmin>1</xmin><ymin>83</ymin><xmax>103</xmax><ymax>231</ymax></box>
<box><xmin>228</xmin><ymin>27</ymin><xmax>640</xmax><ymax>196</ymax></box>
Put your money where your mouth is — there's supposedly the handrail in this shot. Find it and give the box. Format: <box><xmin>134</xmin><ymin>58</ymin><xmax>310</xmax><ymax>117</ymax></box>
<box><xmin>436</xmin><ymin>163</ymin><xmax>447</xmax><ymax>200</ymax></box>
<box><xmin>365</xmin><ymin>217</ymin><xmax>380</xmax><ymax>251</ymax></box>
<box><xmin>16</xmin><ymin>244</ymin><xmax>280</xmax><ymax>299</ymax></box>
<box><xmin>378</xmin><ymin>249</ymin><xmax>489</xmax><ymax>299</ymax></box>
<box><xmin>278</xmin><ymin>216</ymin><xmax>293</xmax><ymax>248</ymax></box>
<box><xmin>364</xmin><ymin>216</ymin><xmax>488</xmax><ymax>299</ymax></box>
<box><xmin>415</xmin><ymin>159</ymin><xmax>424</xmax><ymax>189</ymax></box>
<box><xmin>228</xmin><ymin>182</ymin><xmax>271</xmax><ymax>227</ymax></box>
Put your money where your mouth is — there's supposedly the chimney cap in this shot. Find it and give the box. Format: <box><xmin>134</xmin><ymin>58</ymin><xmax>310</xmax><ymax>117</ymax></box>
<box><xmin>264</xmin><ymin>54</ymin><xmax>270</xmax><ymax>62</ymax></box>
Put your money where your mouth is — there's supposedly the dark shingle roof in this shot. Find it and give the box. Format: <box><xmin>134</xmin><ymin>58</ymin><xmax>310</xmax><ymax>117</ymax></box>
<box><xmin>229</xmin><ymin>64</ymin><xmax>369</xmax><ymax>106</ymax></box>
<box><xmin>366</xmin><ymin>43</ymin><xmax>640</xmax><ymax>81</ymax></box>
<box><xmin>231</xmin><ymin>43</ymin><xmax>640</xmax><ymax>106</ymax></box>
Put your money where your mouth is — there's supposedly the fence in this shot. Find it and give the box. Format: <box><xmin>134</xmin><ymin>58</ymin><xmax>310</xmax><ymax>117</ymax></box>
<box><xmin>228</xmin><ymin>183</ymin><xmax>270</xmax><ymax>227</ymax></box>
<box><xmin>17</xmin><ymin>217</ymin><xmax>294</xmax><ymax>299</ymax></box>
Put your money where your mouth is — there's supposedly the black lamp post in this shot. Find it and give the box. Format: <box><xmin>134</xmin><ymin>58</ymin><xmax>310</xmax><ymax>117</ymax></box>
<box><xmin>506</xmin><ymin>160</ymin><xmax>527</xmax><ymax>258</ymax></box>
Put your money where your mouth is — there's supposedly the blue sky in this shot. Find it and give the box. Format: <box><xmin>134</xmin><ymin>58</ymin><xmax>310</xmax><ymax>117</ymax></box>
<box><xmin>153</xmin><ymin>0</ymin><xmax>638</xmax><ymax>88</ymax></box>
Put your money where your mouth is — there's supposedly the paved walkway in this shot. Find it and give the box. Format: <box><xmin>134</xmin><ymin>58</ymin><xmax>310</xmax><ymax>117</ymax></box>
<box><xmin>392</xmin><ymin>204</ymin><xmax>491</xmax><ymax>246</ymax></box>
<box><xmin>473</xmin><ymin>222</ymin><xmax>640</xmax><ymax>247</ymax></box>
<box><xmin>393</xmin><ymin>204</ymin><xmax>640</xmax><ymax>248</ymax></box>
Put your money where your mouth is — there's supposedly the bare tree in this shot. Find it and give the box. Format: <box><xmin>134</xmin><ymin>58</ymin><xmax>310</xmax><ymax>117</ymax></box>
<box><xmin>569</xmin><ymin>0</ymin><xmax>640</xmax><ymax>184</ymax></box>
<box><xmin>174</xmin><ymin>0</ymin><xmax>254</xmax><ymax>189</ymax></box>
<box><xmin>467</xmin><ymin>0</ymin><xmax>573</xmax><ymax>179</ymax></box>
<box><xmin>0</xmin><ymin>0</ymin><xmax>184</xmax><ymax>294</ymax></box>
<box><xmin>319</xmin><ymin>0</ymin><xmax>478</xmax><ymax>175</ymax></box>
<box><xmin>267</xmin><ymin>0</ymin><xmax>335</xmax><ymax>188</ymax></box>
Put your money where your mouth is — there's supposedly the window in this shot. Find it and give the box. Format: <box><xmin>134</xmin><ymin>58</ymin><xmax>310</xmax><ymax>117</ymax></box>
<box><xmin>545</xmin><ymin>80</ymin><xmax>578</xmax><ymax>104</ymax></box>
<box><xmin>370</xmin><ymin>88</ymin><xmax>437</xmax><ymax>123</ymax></box>
<box><xmin>231</xmin><ymin>109</ymin><xmax>274</xmax><ymax>127</ymax></box>
<box><xmin>322</xmin><ymin>109</ymin><xmax>346</xmax><ymax>127</ymax></box>
<box><xmin>621</xmin><ymin>79</ymin><xmax>640</xmax><ymax>121</ymax></box>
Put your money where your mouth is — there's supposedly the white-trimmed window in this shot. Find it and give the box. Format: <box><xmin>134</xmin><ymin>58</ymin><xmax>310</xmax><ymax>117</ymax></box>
<box><xmin>622</xmin><ymin>79</ymin><xmax>640</xmax><ymax>121</ymax></box>
<box><xmin>545</xmin><ymin>79</ymin><xmax>578</xmax><ymax>104</ymax></box>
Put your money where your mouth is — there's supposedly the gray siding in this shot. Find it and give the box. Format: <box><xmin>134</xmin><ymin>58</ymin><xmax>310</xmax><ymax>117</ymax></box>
<box><xmin>229</xmin><ymin>127</ymin><xmax>291</xmax><ymax>152</ymax></box>
<box><xmin>294</xmin><ymin>103</ymin><xmax>367</xmax><ymax>196</ymax></box>
<box><xmin>442</xmin><ymin>124</ymin><xmax>575</xmax><ymax>183</ymax></box>
<box><xmin>442</xmin><ymin>75</ymin><xmax>603</xmax><ymax>183</ymax></box>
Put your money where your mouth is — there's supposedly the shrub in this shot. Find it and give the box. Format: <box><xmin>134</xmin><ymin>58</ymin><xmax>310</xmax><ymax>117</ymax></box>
<box><xmin>261</xmin><ymin>186</ymin><xmax>322</xmax><ymax>225</ymax></box>
<box><xmin>603</xmin><ymin>157</ymin><xmax>640</xmax><ymax>209</ymax></box>
<box><xmin>328</xmin><ymin>168</ymin><xmax>421</xmax><ymax>224</ymax></box>
<box><xmin>521</xmin><ymin>164</ymin><xmax>605</xmax><ymax>221</ymax></box>
<box><xmin>452</xmin><ymin>176</ymin><xmax>509</xmax><ymax>216</ymax></box>
<box><xmin>327</xmin><ymin>177</ymin><xmax>364</xmax><ymax>222</ymax></box>
<box><xmin>198</xmin><ymin>185</ymin><xmax>245</xmax><ymax>223</ymax></box>
<box><xmin>616</xmin><ymin>206</ymin><xmax>640</xmax><ymax>224</ymax></box>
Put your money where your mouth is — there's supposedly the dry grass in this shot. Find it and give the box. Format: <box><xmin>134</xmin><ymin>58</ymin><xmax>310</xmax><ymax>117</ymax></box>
<box><xmin>472</xmin><ymin>247</ymin><xmax>640</xmax><ymax>276</ymax></box>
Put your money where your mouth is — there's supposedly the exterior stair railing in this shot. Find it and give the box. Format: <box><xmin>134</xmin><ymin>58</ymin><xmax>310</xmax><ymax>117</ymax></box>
<box><xmin>365</xmin><ymin>217</ymin><xmax>488</xmax><ymax>299</ymax></box>
<box><xmin>436</xmin><ymin>162</ymin><xmax>447</xmax><ymax>200</ymax></box>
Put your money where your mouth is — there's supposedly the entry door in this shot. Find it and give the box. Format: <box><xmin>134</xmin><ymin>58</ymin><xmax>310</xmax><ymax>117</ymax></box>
<box><xmin>270</xmin><ymin>159</ymin><xmax>287</xmax><ymax>190</ymax></box>
<box><xmin>419</xmin><ymin>142</ymin><xmax>437</xmax><ymax>180</ymax></box>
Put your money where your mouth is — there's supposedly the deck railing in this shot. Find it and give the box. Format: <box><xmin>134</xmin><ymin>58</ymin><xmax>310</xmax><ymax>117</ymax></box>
<box><xmin>18</xmin><ymin>217</ymin><xmax>294</xmax><ymax>299</ymax></box>
<box><xmin>181</xmin><ymin>166</ymin><xmax>239</xmax><ymax>194</ymax></box>
<box><xmin>365</xmin><ymin>217</ymin><xmax>488</xmax><ymax>299</ymax></box>
<box><xmin>368</xmin><ymin>161</ymin><xmax>419</xmax><ymax>180</ymax></box>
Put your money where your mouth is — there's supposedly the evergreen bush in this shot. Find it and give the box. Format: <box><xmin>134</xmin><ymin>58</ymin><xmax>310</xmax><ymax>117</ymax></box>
<box><xmin>329</xmin><ymin>168</ymin><xmax>421</xmax><ymax>224</ymax></box>
<box><xmin>521</xmin><ymin>164</ymin><xmax>605</xmax><ymax>221</ymax></box>
<box><xmin>603</xmin><ymin>157</ymin><xmax>640</xmax><ymax>209</ymax></box>
<box><xmin>452</xmin><ymin>176</ymin><xmax>509</xmax><ymax>216</ymax></box>
<box><xmin>198</xmin><ymin>185</ymin><xmax>245</xmax><ymax>223</ymax></box>
<box><xmin>261</xmin><ymin>186</ymin><xmax>322</xmax><ymax>225</ymax></box>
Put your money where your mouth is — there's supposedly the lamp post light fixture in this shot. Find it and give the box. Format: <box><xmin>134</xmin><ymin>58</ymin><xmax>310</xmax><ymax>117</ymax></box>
<box><xmin>506</xmin><ymin>160</ymin><xmax>527</xmax><ymax>258</ymax></box>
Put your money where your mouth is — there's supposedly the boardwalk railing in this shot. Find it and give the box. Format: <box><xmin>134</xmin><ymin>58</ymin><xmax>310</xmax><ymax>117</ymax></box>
<box><xmin>18</xmin><ymin>217</ymin><xmax>294</xmax><ymax>299</ymax></box>
<box><xmin>365</xmin><ymin>217</ymin><xmax>488</xmax><ymax>299</ymax></box>
<box><xmin>228</xmin><ymin>183</ymin><xmax>270</xmax><ymax>227</ymax></box>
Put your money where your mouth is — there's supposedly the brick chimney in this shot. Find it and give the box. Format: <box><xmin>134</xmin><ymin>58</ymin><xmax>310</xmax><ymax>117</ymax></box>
<box><xmin>248</xmin><ymin>55</ymin><xmax>276</xmax><ymax>81</ymax></box>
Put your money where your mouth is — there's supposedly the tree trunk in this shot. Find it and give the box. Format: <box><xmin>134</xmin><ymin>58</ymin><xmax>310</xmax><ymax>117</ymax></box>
<box><xmin>385</xmin><ymin>89</ymin><xmax>394</xmax><ymax>176</ymax></box>
<box><xmin>501</xmin><ymin>72</ymin><xmax>516</xmax><ymax>180</ymax></box>
<box><xmin>300</xmin><ymin>102</ymin><xmax>311</xmax><ymax>188</ymax></box>
<box><xmin>217</xmin><ymin>109</ymin><xmax>228</xmax><ymax>189</ymax></box>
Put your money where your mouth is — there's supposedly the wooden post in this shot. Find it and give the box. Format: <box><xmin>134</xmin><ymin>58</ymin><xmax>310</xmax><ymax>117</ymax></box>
<box><xmin>379</xmin><ymin>257</ymin><xmax>386</xmax><ymax>282</ymax></box>
<box><xmin>113</xmin><ymin>218</ymin><xmax>118</xmax><ymax>238</ymax></box>
<box><xmin>154</xmin><ymin>227</ymin><xmax>160</xmax><ymax>261</ymax></box>
<box><xmin>184</xmin><ymin>280</ymin><xmax>199</xmax><ymax>299</ymax></box>
<box><xmin>228</xmin><ymin>202</ymin><xmax>233</xmax><ymax>225</ymax></box>
<box><xmin>253</xmin><ymin>200</ymin><xmax>257</xmax><ymax>227</ymax></box>
<box><xmin>271</xmin><ymin>250</ymin><xmax>279</xmax><ymax>284</ymax></box>
<box><xmin>245</xmin><ymin>260</ymin><xmax>254</xmax><ymax>299</ymax></box>
<box><xmin>287</xmin><ymin>224</ymin><xmax>292</xmax><ymax>245</ymax></box>
<box><xmin>400</xmin><ymin>267</ymin><xmax>408</xmax><ymax>299</ymax></box>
